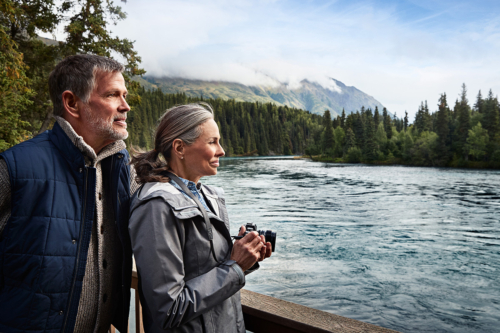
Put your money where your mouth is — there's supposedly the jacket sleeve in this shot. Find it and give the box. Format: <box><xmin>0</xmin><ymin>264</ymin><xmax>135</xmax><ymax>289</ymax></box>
<box><xmin>129</xmin><ymin>197</ymin><xmax>246</xmax><ymax>330</ymax></box>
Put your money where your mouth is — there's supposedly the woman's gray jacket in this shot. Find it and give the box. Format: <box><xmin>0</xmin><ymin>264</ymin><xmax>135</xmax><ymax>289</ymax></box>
<box><xmin>129</xmin><ymin>181</ymin><xmax>246</xmax><ymax>333</ymax></box>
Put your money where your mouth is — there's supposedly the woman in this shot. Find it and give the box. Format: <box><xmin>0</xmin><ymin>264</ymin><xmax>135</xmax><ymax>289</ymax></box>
<box><xmin>129</xmin><ymin>103</ymin><xmax>272</xmax><ymax>333</ymax></box>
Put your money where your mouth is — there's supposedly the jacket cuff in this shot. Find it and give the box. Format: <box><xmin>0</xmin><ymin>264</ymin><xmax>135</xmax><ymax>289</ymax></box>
<box><xmin>244</xmin><ymin>262</ymin><xmax>260</xmax><ymax>275</ymax></box>
<box><xmin>222</xmin><ymin>260</ymin><xmax>245</xmax><ymax>285</ymax></box>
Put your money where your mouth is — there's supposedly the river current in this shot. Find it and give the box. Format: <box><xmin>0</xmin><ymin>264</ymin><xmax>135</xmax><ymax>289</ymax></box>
<box><xmin>202</xmin><ymin>157</ymin><xmax>500</xmax><ymax>333</ymax></box>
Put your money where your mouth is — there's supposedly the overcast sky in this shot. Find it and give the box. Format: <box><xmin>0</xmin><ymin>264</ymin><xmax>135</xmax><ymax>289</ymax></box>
<box><xmin>108</xmin><ymin>0</ymin><xmax>500</xmax><ymax>119</ymax></box>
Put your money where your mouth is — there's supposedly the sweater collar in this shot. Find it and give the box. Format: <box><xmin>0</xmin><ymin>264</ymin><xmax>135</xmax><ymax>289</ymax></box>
<box><xmin>53</xmin><ymin>116</ymin><xmax>126</xmax><ymax>166</ymax></box>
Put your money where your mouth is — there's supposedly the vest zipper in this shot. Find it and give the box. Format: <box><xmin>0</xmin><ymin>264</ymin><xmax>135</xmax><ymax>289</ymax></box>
<box><xmin>62</xmin><ymin>166</ymin><xmax>89</xmax><ymax>332</ymax></box>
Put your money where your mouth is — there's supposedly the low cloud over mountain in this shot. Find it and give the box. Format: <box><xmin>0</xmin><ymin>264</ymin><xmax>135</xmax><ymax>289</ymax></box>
<box><xmin>136</xmin><ymin>76</ymin><xmax>385</xmax><ymax>118</ymax></box>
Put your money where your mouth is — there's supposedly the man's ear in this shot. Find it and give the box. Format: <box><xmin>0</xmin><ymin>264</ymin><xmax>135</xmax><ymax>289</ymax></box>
<box><xmin>61</xmin><ymin>90</ymin><xmax>82</xmax><ymax>120</ymax></box>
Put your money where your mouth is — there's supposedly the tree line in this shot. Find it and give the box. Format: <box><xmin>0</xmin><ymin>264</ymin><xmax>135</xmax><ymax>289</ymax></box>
<box><xmin>126</xmin><ymin>87</ymin><xmax>324</xmax><ymax>156</ymax></box>
<box><xmin>308</xmin><ymin>84</ymin><xmax>500</xmax><ymax>168</ymax></box>
<box><xmin>128</xmin><ymin>84</ymin><xmax>500</xmax><ymax>169</ymax></box>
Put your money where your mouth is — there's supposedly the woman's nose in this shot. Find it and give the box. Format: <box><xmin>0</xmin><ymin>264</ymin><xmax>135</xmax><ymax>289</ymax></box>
<box><xmin>217</xmin><ymin>143</ymin><xmax>225</xmax><ymax>156</ymax></box>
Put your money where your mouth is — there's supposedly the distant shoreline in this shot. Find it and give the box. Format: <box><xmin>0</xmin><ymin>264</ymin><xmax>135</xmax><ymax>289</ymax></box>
<box><xmin>304</xmin><ymin>155</ymin><xmax>500</xmax><ymax>170</ymax></box>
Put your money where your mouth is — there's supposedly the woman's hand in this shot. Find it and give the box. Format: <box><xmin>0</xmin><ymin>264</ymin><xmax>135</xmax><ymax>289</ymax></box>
<box><xmin>230</xmin><ymin>226</ymin><xmax>271</xmax><ymax>271</ymax></box>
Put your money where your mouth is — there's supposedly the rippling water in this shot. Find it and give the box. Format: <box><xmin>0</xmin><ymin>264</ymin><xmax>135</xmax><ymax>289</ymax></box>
<box><xmin>202</xmin><ymin>158</ymin><xmax>500</xmax><ymax>333</ymax></box>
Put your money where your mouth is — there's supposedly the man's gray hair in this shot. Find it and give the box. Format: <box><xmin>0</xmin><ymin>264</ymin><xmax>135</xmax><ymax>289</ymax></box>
<box><xmin>49</xmin><ymin>54</ymin><xmax>125</xmax><ymax>116</ymax></box>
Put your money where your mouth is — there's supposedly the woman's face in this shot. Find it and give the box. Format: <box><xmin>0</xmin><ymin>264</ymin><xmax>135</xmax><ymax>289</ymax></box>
<box><xmin>183</xmin><ymin>119</ymin><xmax>225</xmax><ymax>181</ymax></box>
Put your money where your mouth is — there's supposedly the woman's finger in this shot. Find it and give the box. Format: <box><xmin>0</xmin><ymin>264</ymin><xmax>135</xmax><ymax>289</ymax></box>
<box><xmin>259</xmin><ymin>244</ymin><xmax>266</xmax><ymax>261</ymax></box>
<box><xmin>265</xmin><ymin>242</ymin><xmax>272</xmax><ymax>258</ymax></box>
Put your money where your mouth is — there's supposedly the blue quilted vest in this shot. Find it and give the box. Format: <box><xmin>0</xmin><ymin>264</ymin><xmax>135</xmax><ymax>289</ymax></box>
<box><xmin>0</xmin><ymin>123</ymin><xmax>132</xmax><ymax>333</ymax></box>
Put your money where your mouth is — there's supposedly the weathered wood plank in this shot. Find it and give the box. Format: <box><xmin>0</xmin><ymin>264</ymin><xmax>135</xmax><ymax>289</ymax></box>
<box><xmin>132</xmin><ymin>270</ymin><xmax>399</xmax><ymax>333</ymax></box>
<box><xmin>241</xmin><ymin>289</ymin><xmax>400</xmax><ymax>333</ymax></box>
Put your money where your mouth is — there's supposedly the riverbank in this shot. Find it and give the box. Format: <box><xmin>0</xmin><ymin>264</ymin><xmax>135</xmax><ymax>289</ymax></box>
<box><xmin>304</xmin><ymin>155</ymin><xmax>500</xmax><ymax>169</ymax></box>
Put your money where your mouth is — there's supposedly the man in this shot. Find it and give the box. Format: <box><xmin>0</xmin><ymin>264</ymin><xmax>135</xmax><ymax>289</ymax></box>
<box><xmin>0</xmin><ymin>54</ymin><xmax>138</xmax><ymax>333</ymax></box>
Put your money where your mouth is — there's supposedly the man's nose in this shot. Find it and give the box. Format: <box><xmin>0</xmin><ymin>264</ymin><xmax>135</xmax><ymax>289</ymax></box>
<box><xmin>120</xmin><ymin>96</ymin><xmax>130</xmax><ymax>112</ymax></box>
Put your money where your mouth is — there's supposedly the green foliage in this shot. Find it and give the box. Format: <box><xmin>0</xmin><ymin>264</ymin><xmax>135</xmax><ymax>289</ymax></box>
<box><xmin>321</xmin><ymin>110</ymin><xmax>334</xmax><ymax>152</ymax></box>
<box><xmin>466</xmin><ymin>123</ymin><xmax>489</xmax><ymax>160</ymax></box>
<box><xmin>333</xmin><ymin>126</ymin><xmax>345</xmax><ymax>157</ymax></box>
<box><xmin>125</xmin><ymin>82</ymin><xmax>500</xmax><ymax>168</ymax></box>
<box><xmin>346</xmin><ymin>147</ymin><xmax>362</xmax><ymax>163</ymax></box>
<box><xmin>0</xmin><ymin>11</ymin><xmax>33</xmax><ymax>150</ymax></box>
<box><xmin>343</xmin><ymin>127</ymin><xmax>356</xmax><ymax>155</ymax></box>
<box><xmin>0</xmin><ymin>0</ymin><xmax>144</xmax><ymax>150</ymax></box>
<box><xmin>455</xmin><ymin>84</ymin><xmax>471</xmax><ymax>159</ymax></box>
<box><xmin>435</xmin><ymin>93</ymin><xmax>450</xmax><ymax>165</ymax></box>
<box><xmin>374</xmin><ymin>122</ymin><xmax>387</xmax><ymax>150</ymax></box>
<box><xmin>126</xmin><ymin>88</ymin><xmax>324</xmax><ymax>156</ymax></box>
<box><xmin>410</xmin><ymin>131</ymin><xmax>439</xmax><ymax>166</ymax></box>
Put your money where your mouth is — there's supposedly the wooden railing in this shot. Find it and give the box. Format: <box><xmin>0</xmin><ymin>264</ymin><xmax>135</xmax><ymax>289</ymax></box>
<box><xmin>129</xmin><ymin>270</ymin><xmax>399</xmax><ymax>333</ymax></box>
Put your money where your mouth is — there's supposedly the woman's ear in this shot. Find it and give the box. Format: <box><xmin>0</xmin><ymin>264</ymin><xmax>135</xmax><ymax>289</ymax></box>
<box><xmin>61</xmin><ymin>90</ymin><xmax>82</xmax><ymax>120</ymax></box>
<box><xmin>172</xmin><ymin>139</ymin><xmax>185</xmax><ymax>159</ymax></box>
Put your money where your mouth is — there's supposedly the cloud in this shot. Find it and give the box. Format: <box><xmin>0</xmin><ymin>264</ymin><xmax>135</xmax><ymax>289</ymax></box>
<box><xmin>112</xmin><ymin>0</ymin><xmax>500</xmax><ymax>118</ymax></box>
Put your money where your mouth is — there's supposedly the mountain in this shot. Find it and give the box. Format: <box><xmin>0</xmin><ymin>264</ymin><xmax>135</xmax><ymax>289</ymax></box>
<box><xmin>134</xmin><ymin>76</ymin><xmax>385</xmax><ymax>118</ymax></box>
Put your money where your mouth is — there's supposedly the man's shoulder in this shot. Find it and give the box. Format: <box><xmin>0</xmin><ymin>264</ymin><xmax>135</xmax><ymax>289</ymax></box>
<box><xmin>0</xmin><ymin>131</ymin><xmax>54</xmax><ymax>161</ymax></box>
<box><xmin>2</xmin><ymin>131</ymin><xmax>52</xmax><ymax>151</ymax></box>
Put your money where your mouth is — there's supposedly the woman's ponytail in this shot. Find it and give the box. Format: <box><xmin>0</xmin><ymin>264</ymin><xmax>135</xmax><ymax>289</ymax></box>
<box><xmin>130</xmin><ymin>147</ymin><xmax>170</xmax><ymax>184</ymax></box>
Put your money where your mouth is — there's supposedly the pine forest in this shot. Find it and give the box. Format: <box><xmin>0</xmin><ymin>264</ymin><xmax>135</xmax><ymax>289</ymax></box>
<box><xmin>126</xmin><ymin>84</ymin><xmax>500</xmax><ymax>168</ymax></box>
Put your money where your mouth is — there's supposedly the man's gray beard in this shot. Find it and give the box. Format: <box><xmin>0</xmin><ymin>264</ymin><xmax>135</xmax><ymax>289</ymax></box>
<box><xmin>83</xmin><ymin>105</ymin><xmax>128</xmax><ymax>141</ymax></box>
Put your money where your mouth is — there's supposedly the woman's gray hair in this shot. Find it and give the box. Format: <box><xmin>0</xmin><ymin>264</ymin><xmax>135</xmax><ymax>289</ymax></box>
<box><xmin>131</xmin><ymin>103</ymin><xmax>215</xmax><ymax>184</ymax></box>
<box><xmin>48</xmin><ymin>54</ymin><xmax>124</xmax><ymax>116</ymax></box>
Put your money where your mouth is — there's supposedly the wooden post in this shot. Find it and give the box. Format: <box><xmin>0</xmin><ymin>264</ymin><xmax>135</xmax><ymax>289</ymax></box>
<box><xmin>131</xmin><ymin>270</ymin><xmax>144</xmax><ymax>333</ymax></box>
<box><xmin>135</xmin><ymin>288</ymin><xmax>144</xmax><ymax>333</ymax></box>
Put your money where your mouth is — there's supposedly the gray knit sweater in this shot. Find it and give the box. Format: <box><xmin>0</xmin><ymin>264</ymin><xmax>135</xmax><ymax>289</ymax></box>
<box><xmin>0</xmin><ymin>117</ymin><xmax>139</xmax><ymax>333</ymax></box>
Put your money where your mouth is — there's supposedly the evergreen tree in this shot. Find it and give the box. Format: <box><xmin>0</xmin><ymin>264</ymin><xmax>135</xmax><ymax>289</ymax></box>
<box><xmin>466</xmin><ymin>123</ymin><xmax>489</xmax><ymax>160</ymax></box>
<box><xmin>474</xmin><ymin>90</ymin><xmax>484</xmax><ymax>113</ymax></box>
<box><xmin>404</xmin><ymin>111</ymin><xmax>409</xmax><ymax>132</ymax></box>
<box><xmin>383</xmin><ymin>107</ymin><xmax>392</xmax><ymax>139</ymax></box>
<box><xmin>374</xmin><ymin>123</ymin><xmax>387</xmax><ymax>153</ymax></box>
<box><xmin>0</xmin><ymin>0</ymin><xmax>145</xmax><ymax>140</ymax></box>
<box><xmin>363</xmin><ymin>109</ymin><xmax>378</xmax><ymax>161</ymax></box>
<box><xmin>435</xmin><ymin>93</ymin><xmax>450</xmax><ymax>165</ymax></box>
<box><xmin>343</xmin><ymin>128</ymin><xmax>357</xmax><ymax>155</ymax></box>
<box><xmin>414</xmin><ymin>102</ymin><xmax>431</xmax><ymax>134</ymax></box>
<box><xmin>340</xmin><ymin>108</ymin><xmax>346</xmax><ymax>128</ymax></box>
<box><xmin>456</xmin><ymin>84</ymin><xmax>471</xmax><ymax>159</ymax></box>
<box><xmin>353</xmin><ymin>112</ymin><xmax>365</xmax><ymax>148</ymax></box>
<box><xmin>424</xmin><ymin>101</ymin><xmax>432</xmax><ymax>132</ymax></box>
<box><xmin>322</xmin><ymin>110</ymin><xmax>335</xmax><ymax>154</ymax></box>
<box><xmin>333</xmin><ymin>127</ymin><xmax>345</xmax><ymax>157</ymax></box>
<box><xmin>374</xmin><ymin>106</ymin><xmax>380</xmax><ymax>128</ymax></box>
<box><xmin>483</xmin><ymin>90</ymin><xmax>499</xmax><ymax>139</ymax></box>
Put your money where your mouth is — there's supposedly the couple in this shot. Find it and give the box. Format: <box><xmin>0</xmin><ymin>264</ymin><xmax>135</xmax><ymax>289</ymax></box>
<box><xmin>0</xmin><ymin>54</ymin><xmax>271</xmax><ymax>333</ymax></box>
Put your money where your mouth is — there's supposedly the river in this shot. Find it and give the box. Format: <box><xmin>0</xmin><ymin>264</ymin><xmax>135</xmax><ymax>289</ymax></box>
<box><xmin>131</xmin><ymin>157</ymin><xmax>500</xmax><ymax>332</ymax></box>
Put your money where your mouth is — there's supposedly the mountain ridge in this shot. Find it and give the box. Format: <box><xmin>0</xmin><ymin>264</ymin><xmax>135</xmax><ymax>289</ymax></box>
<box><xmin>134</xmin><ymin>76</ymin><xmax>385</xmax><ymax>117</ymax></box>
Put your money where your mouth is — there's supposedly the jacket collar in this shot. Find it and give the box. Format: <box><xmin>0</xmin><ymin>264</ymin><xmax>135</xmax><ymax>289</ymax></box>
<box><xmin>50</xmin><ymin>116</ymin><xmax>126</xmax><ymax>168</ymax></box>
<box><xmin>133</xmin><ymin>182</ymin><xmax>224</xmax><ymax>222</ymax></box>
